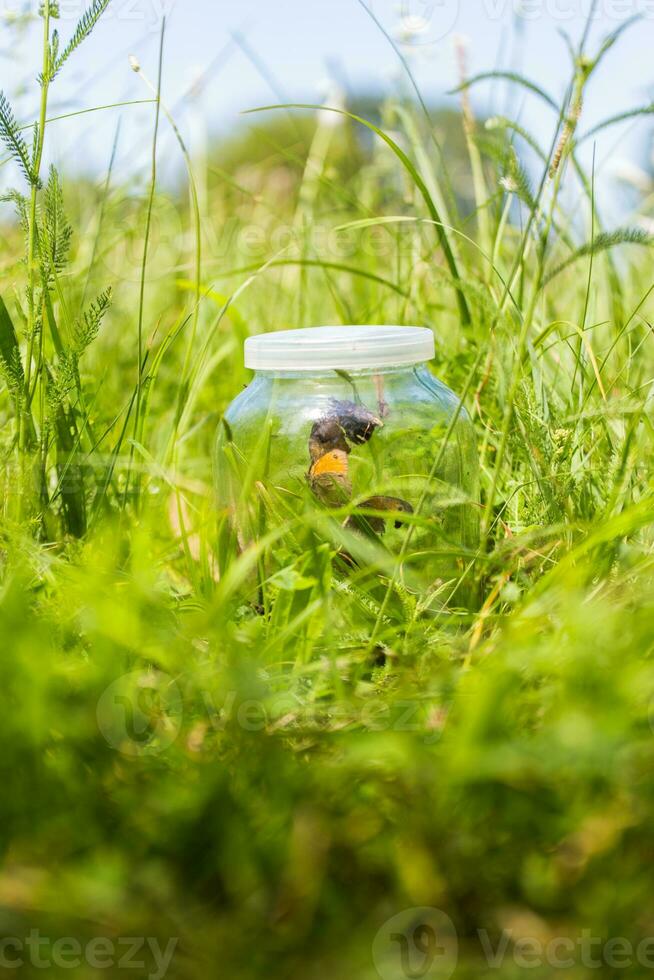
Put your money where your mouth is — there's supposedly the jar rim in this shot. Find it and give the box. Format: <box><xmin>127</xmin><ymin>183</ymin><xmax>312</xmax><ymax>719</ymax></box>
<box><xmin>244</xmin><ymin>325</ymin><xmax>435</xmax><ymax>372</ymax></box>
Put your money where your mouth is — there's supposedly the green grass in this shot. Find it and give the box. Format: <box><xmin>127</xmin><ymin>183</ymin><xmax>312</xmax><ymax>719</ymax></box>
<box><xmin>1</xmin><ymin>4</ymin><xmax>654</xmax><ymax>978</ymax></box>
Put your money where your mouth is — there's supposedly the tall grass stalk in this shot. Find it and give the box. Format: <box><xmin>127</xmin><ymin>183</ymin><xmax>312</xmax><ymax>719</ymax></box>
<box><xmin>125</xmin><ymin>21</ymin><xmax>166</xmax><ymax>509</ymax></box>
<box><xmin>21</xmin><ymin>0</ymin><xmax>53</xmax><ymax>485</ymax></box>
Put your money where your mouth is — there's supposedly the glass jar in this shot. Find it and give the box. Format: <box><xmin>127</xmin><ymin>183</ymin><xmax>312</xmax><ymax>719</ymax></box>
<box><xmin>214</xmin><ymin>327</ymin><xmax>479</xmax><ymax>609</ymax></box>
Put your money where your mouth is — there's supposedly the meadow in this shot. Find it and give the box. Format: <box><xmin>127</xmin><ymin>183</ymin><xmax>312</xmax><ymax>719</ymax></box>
<box><xmin>1</xmin><ymin>2</ymin><xmax>654</xmax><ymax>978</ymax></box>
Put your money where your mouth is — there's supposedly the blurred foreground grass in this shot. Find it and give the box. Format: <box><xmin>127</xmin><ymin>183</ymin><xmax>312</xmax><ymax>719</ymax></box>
<box><xmin>1</xmin><ymin>5</ymin><xmax>654</xmax><ymax>978</ymax></box>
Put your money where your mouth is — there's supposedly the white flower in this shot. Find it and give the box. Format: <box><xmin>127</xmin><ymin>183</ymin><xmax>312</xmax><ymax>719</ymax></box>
<box><xmin>399</xmin><ymin>14</ymin><xmax>430</xmax><ymax>36</ymax></box>
<box><xmin>317</xmin><ymin>84</ymin><xmax>345</xmax><ymax>129</ymax></box>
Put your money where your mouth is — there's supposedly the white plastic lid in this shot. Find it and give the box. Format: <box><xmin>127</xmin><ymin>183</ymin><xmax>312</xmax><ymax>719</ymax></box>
<box><xmin>244</xmin><ymin>326</ymin><xmax>435</xmax><ymax>372</ymax></box>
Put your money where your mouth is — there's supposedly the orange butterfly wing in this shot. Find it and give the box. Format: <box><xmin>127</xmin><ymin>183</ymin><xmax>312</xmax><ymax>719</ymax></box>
<box><xmin>310</xmin><ymin>450</ymin><xmax>349</xmax><ymax>479</ymax></box>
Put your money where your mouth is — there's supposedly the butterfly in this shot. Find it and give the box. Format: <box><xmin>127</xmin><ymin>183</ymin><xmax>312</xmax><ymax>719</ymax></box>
<box><xmin>307</xmin><ymin>399</ymin><xmax>413</xmax><ymax>536</ymax></box>
<box><xmin>308</xmin><ymin>449</ymin><xmax>352</xmax><ymax>507</ymax></box>
<box><xmin>309</xmin><ymin>400</ymin><xmax>383</xmax><ymax>463</ymax></box>
<box><xmin>308</xmin><ymin>451</ymin><xmax>413</xmax><ymax>535</ymax></box>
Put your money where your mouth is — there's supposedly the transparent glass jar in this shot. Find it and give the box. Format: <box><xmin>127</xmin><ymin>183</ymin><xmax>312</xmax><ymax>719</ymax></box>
<box><xmin>214</xmin><ymin>327</ymin><xmax>479</xmax><ymax>608</ymax></box>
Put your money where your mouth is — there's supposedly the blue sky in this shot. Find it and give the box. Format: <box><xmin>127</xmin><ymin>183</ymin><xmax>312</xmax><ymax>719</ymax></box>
<box><xmin>3</xmin><ymin>0</ymin><xmax>654</xmax><ymax>211</ymax></box>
